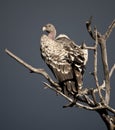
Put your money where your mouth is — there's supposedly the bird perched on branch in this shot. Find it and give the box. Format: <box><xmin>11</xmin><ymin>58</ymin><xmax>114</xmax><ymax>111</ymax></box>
<box><xmin>40</xmin><ymin>23</ymin><xmax>88</xmax><ymax>98</ymax></box>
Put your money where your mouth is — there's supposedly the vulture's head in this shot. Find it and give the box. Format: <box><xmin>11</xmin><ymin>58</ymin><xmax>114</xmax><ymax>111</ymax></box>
<box><xmin>42</xmin><ymin>23</ymin><xmax>56</xmax><ymax>40</ymax></box>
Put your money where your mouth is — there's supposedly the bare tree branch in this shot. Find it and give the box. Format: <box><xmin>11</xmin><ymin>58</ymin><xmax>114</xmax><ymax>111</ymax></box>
<box><xmin>5</xmin><ymin>49</ymin><xmax>60</xmax><ymax>90</ymax></box>
<box><xmin>106</xmin><ymin>105</ymin><xmax>115</xmax><ymax>114</ymax></box>
<box><xmin>104</xmin><ymin>19</ymin><xmax>115</xmax><ymax>40</ymax></box>
<box><xmin>109</xmin><ymin>64</ymin><xmax>115</xmax><ymax>78</ymax></box>
<box><xmin>93</xmin><ymin>28</ymin><xmax>104</xmax><ymax>103</ymax></box>
<box><xmin>99</xmin><ymin>39</ymin><xmax>110</xmax><ymax>105</ymax></box>
<box><xmin>86</xmin><ymin>16</ymin><xmax>95</xmax><ymax>40</ymax></box>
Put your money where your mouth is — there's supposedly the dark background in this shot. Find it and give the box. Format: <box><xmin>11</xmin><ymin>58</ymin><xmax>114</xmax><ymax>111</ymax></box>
<box><xmin>0</xmin><ymin>0</ymin><xmax>115</xmax><ymax>130</ymax></box>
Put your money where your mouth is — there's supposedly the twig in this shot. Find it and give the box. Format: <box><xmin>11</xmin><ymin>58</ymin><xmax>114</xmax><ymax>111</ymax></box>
<box><xmin>106</xmin><ymin>105</ymin><xmax>115</xmax><ymax>113</ymax></box>
<box><xmin>86</xmin><ymin>16</ymin><xmax>95</xmax><ymax>40</ymax></box>
<box><xmin>83</xmin><ymin>95</ymin><xmax>94</xmax><ymax>105</ymax></box>
<box><xmin>82</xmin><ymin>46</ymin><xmax>95</xmax><ymax>50</ymax></box>
<box><xmin>104</xmin><ymin>19</ymin><xmax>115</xmax><ymax>40</ymax></box>
<box><xmin>109</xmin><ymin>64</ymin><xmax>115</xmax><ymax>78</ymax></box>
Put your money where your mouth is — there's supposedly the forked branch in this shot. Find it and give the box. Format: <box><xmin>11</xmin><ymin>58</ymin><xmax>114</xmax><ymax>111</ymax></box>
<box><xmin>86</xmin><ymin>17</ymin><xmax>115</xmax><ymax>105</ymax></box>
<box><xmin>104</xmin><ymin>19</ymin><xmax>115</xmax><ymax>40</ymax></box>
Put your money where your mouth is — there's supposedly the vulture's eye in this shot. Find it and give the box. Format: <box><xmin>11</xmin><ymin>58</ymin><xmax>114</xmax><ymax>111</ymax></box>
<box><xmin>48</xmin><ymin>25</ymin><xmax>51</xmax><ymax>27</ymax></box>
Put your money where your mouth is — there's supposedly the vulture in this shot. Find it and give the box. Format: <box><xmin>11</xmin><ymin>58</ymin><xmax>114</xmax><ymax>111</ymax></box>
<box><xmin>40</xmin><ymin>23</ymin><xmax>88</xmax><ymax>98</ymax></box>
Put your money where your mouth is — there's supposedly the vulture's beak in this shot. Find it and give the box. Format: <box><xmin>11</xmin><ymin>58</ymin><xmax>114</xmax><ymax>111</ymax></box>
<box><xmin>42</xmin><ymin>26</ymin><xmax>46</xmax><ymax>31</ymax></box>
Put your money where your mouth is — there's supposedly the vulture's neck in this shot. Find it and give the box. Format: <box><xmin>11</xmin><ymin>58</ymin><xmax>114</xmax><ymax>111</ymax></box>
<box><xmin>48</xmin><ymin>30</ymin><xmax>56</xmax><ymax>40</ymax></box>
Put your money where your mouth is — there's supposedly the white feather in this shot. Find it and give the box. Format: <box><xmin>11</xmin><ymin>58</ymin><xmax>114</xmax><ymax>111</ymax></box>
<box><xmin>56</xmin><ymin>34</ymin><xmax>70</xmax><ymax>39</ymax></box>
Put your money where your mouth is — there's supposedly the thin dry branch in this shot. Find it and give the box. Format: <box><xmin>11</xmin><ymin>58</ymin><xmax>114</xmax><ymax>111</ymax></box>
<box><xmin>86</xmin><ymin>16</ymin><xmax>95</xmax><ymax>40</ymax></box>
<box><xmin>93</xmin><ymin>28</ymin><xmax>104</xmax><ymax>102</ymax></box>
<box><xmin>106</xmin><ymin>105</ymin><xmax>115</xmax><ymax>113</ymax></box>
<box><xmin>99</xmin><ymin>39</ymin><xmax>110</xmax><ymax>105</ymax></box>
<box><xmin>109</xmin><ymin>64</ymin><xmax>115</xmax><ymax>78</ymax></box>
<box><xmin>104</xmin><ymin>19</ymin><xmax>115</xmax><ymax>40</ymax></box>
<box><xmin>5</xmin><ymin>49</ymin><xmax>60</xmax><ymax>89</ymax></box>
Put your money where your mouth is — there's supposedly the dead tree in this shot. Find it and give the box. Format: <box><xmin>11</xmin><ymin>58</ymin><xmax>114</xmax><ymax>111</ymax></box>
<box><xmin>5</xmin><ymin>17</ymin><xmax>115</xmax><ymax>130</ymax></box>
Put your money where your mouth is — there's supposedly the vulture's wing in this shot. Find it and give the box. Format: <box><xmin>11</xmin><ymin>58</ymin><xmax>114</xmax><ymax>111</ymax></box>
<box><xmin>56</xmin><ymin>34</ymin><xmax>88</xmax><ymax>80</ymax></box>
<box><xmin>56</xmin><ymin>34</ymin><xmax>85</xmax><ymax>67</ymax></box>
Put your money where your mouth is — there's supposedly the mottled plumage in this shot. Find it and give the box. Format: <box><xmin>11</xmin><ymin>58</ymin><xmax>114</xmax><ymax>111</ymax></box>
<box><xmin>40</xmin><ymin>23</ymin><xmax>88</xmax><ymax>97</ymax></box>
